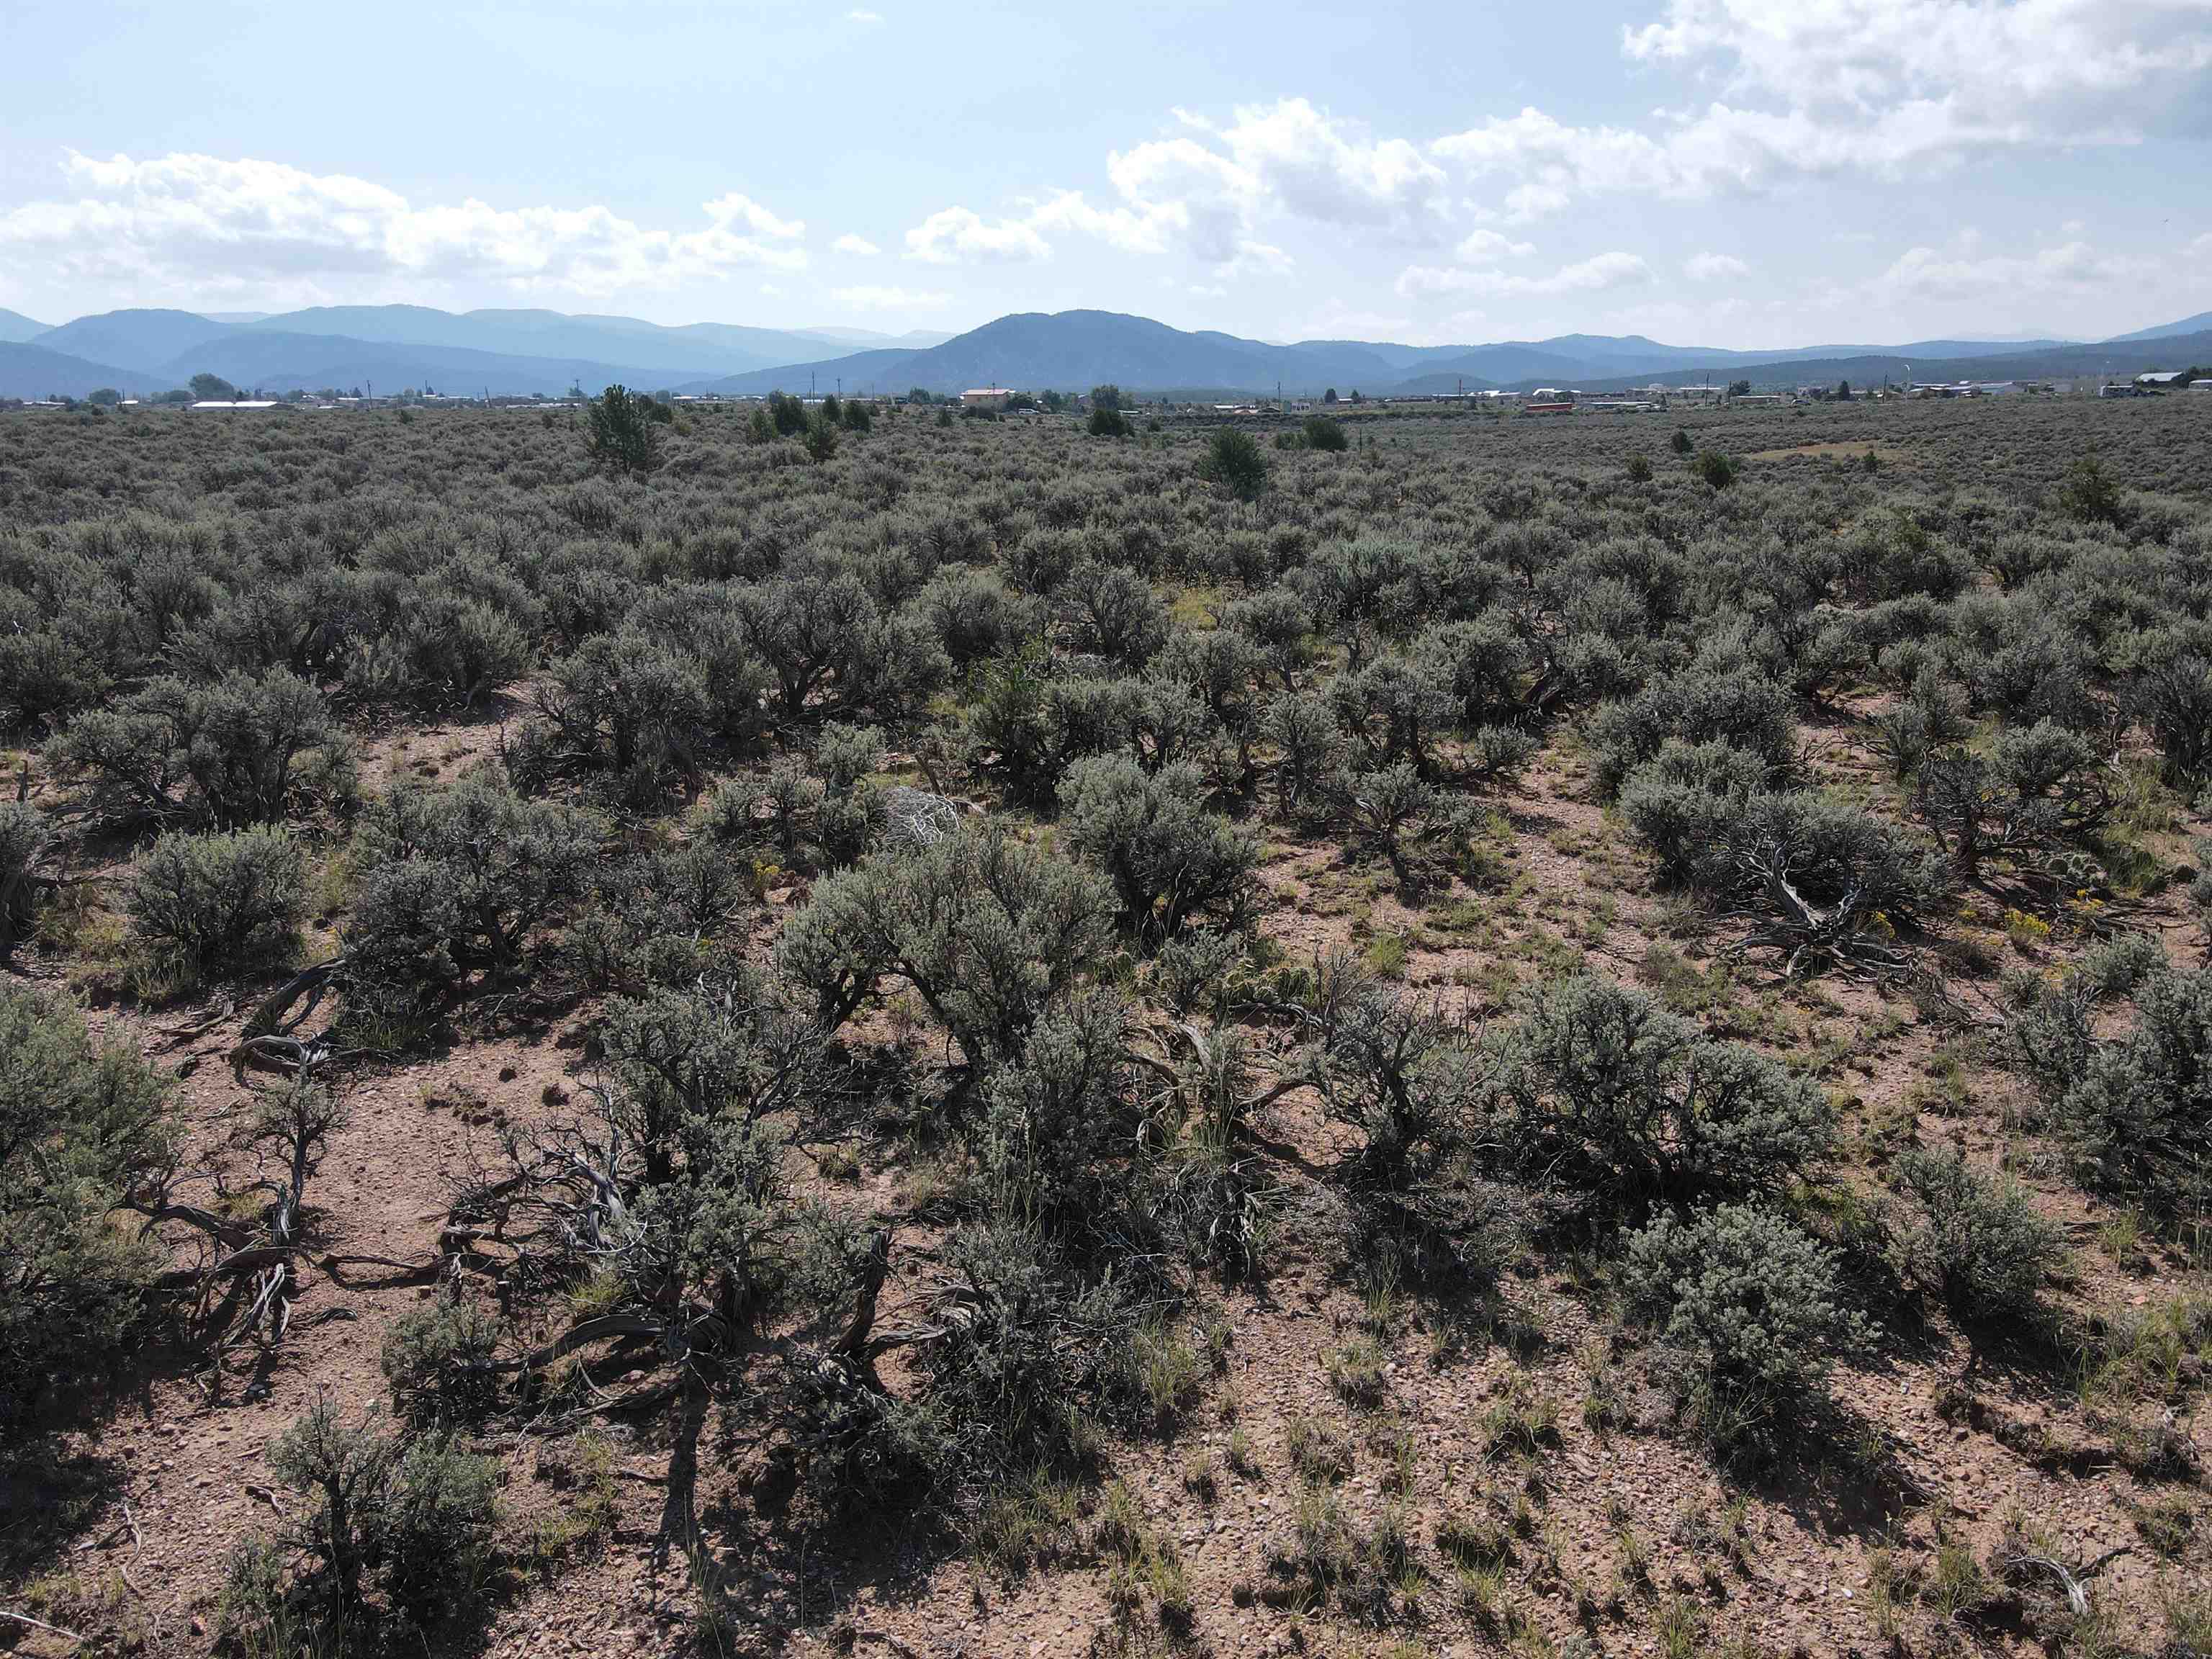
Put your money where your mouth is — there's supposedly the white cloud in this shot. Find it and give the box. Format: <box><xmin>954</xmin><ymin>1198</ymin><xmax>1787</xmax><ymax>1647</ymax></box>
<box><xmin>939</xmin><ymin>98</ymin><xmax>1455</xmax><ymax>274</ymax></box>
<box><xmin>1437</xmin><ymin>110</ymin><xmax>1678</xmax><ymax>209</ymax></box>
<box><xmin>902</xmin><ymin>204</ymin><xmax>1053</xmax><ymax>264</ymax></box>
<box><xmin>1396</xmin><ymin>249</ymin><xmax>1653</xmax><ymax>299</ymax></box>
<box><xmin>830</xmin><ymin>284</ymin><xmax>949</xmax><ymax>311</ymax></box>
<box><xmin>1456</xmin><ymin>229</ymin><xmax>1536</xmax><ymax>263</ymax></box>
<box><xmin>1623</xmin><ymin>0</ymin><xmax>2212</xmax><ymax>127</ymax></box>
<box><xmin>894</xmin><ymin>13</ymin><xmax>2212</xmax><ymax>282</ymax></box>
<box><xmin>0</xmin><ymin>152</ymin><xmax>808</xmax><ymax>297</ymax></box>
<box><xmin>1219</xmin><ymin>239</ymin><xmax>1295</xmax><ymax>277</ymax></box>
<box><xmin>1877</xmin><ymin>238</ymin><xmax>2157</xmax><ymax>300</ymax></box>
<box><xmin>1433</xmin><ymin>102</ymin><xmax>1947</xmax><ymax>214</ymax></box>
<box><xmin>1107</xmin><ymin>99</ymin><xmax>1451</xmax><ymax>261</ymax></box>
<box><xmin>1028</xmin><ymin>189</ymin><xmax>1184</xmax><ymax>256</ymax></box>
<box><xmin>832</xmin><ymin>233</ymin><xmax>881</xmax><ymax>256</ymax></box>
<box><xmin>846</xmin><ymin>8</ymin><xmax>883</xmax><ymax>22</ymax></box>
<box><xmin>1428</xmin><ymin>1</ymin><xmax>2212</xmax><ymax>221</ymax></box>
<box><xmin>1178</xmin><ymin>98</ymin><xmax>1451</xmax><ymax>237</ymax></box>
<box><xmin>1498</xmin><ymin>182</ymin><xmax>1575</xmax><ymax>222</ymax></box>
<box><xmin>699</xmin><ymin>192</ymin><xmax>804</xmax><ymax>241</ymax></box>
<box><xmin>1685</xmin><ymin>251</ymin><xmax>1750</xmax><ymax>280</ymax></box>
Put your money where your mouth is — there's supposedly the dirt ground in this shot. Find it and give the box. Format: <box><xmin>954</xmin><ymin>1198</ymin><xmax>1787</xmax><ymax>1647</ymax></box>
<box><xmin>10</xmin><ymin>706</ymin><xmax>2206</xmax><ymax>1659</ymax></box>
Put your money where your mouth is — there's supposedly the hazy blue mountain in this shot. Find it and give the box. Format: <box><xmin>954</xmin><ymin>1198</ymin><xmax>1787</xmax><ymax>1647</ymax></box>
<box><xmin>1392</xmin><ymin>344</ymin><xmax>1604</xmax><ymax>387</ymax></box>
<box><xmin>1476</xmin><ymin>334</ymin><xmax>2078</xmax><ymax>380</ymax></box>
<box><xmin>153</xmin><ymin>331</ymin><xmax>688</xmax><ymax>399</ymax></box>
<box><xmin>686</xmin><ymin>310</ymin><xmax>1504</xmax><ymax>397</ymax></box>
<box><xmin>1565</xmin><ymin>330</ymin><xmax>2212</xmax><ymax>393</ymax></box>
<box><xmin>0</xmin><ymin>342</ymin><xmax>163</xmax><ymax>399</ymax></box>
<box><xmin>694</xmin><ymin>345</ymin><xmax>922</xmax><ymax>397</ymax></box>
<box><xmin>1758</xmin><ymin>337</ymin><xmax>2072</xmax><ymax>361</ymax></box>
<box><xmin>1273</xmin><ymin>340</ymin><xmax>1419</xmax><ymax>387</ymax></box>
<box><xmin>683</xmin><ymin>310</ymin><xmax>2119</xmax><ymax>400</ymax></box>
<box><xmin>32</xmin><ymin>309</ymin><xmax>236</xmax><ymax>372</ymax></box>
<box><xmin>501</xmin><ymin>311</ymin><xmax>833</xmax><ymax>369</ymax></box>
<box><xmin>196</xmin><ymin>311</ymin><xmax>274</xmax><ymax>323</ymax></box>
<box><xmin>239</xmin><ymin>307</ymin><xmax>822</xmax><ymax>377</ymax></box>
<box><xmin>2105</xmin><ymin>310</ymin><xmax>2212</xmax><ymax>343</ymax></box>
<box><xmin>0</xmin><ymin>307</ymin><xmax>53</xmax><ymax>343</ymax></box>
<box><xmin>796</xmin><ymin>325</ymin><xmax>958</xmax><ymax>347</ymax></box>
<box><xmin>1288</xmin><ymin>340</ymin><xmax>1482</xmax><ymax>372</ymax></box>
<box><xmin>19</xmin><ymin>301</ymin><xmax>2198</xmax><ymax>402</ymax></box>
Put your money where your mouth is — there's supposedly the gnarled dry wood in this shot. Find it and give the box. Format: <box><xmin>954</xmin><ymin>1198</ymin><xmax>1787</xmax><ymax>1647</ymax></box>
<box><xmin>1</xmin><ymin>1609</ymin><xmax>86</xmax><ymax>1643</ymax></box>
<box><xmin>492</xmin><ymin>1313</ymin><xmax>670</xmax><ymax>1374</ymax></box>
<box><xmin>2001</xmin><ymin>1546</ymin><xmax>2133</xmax><ymax>1618</ymax></box>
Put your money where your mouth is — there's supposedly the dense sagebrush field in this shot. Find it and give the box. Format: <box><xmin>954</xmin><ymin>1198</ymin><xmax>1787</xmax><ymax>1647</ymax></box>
<box><xmin>4</xmin><ymin>390</ymin><xmax>2212</xmax><ymax>1659</ymax></box>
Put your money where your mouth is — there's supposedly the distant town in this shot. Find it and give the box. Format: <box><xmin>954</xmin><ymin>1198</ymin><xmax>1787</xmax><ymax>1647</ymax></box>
<box><xmin>9</xmin><ymin>364</ymin><xmax>2208</xmax><ymax>419</ymax></box>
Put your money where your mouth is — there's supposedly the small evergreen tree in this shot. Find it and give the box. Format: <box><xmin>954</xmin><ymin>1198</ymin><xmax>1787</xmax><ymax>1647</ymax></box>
<box><xmin>583</xmin><ymin>384</ymin><xmax>664</xmax><ymax>475</ymax></box>
<box><xmin>1300</xmin><ymin>414</ymin><xmax>1349</xmax><ymax>451</ymax></box>
<box><xmin>2058</xmin><ymin>449</ymin><xmax>2127</xmax><ymax>527</ymax></box>
<box><xmin>1199</xmin><ymin>427</ymin><xmax>1269</xmax><ymax>502</ymax></box>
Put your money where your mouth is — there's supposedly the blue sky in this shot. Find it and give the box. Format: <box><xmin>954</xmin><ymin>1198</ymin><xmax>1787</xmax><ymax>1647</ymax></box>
<box><xmin>2</xmin><ymin>0</ymin><xmax>2208</xmax><ymax>346</ymax></box>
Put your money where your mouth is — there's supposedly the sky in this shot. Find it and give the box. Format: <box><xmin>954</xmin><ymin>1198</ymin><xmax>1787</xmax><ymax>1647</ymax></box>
<box><xmin>1</xmin><ymin>0</ymin><xmax>2208</xmax><ymax>349</ymax></box>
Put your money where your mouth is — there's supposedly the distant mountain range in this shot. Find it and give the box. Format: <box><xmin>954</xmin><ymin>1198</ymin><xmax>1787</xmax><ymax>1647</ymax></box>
<box><xmin>0</xmin><ymin>301</ymin><xmax>2204</xmax><ymax>403</ymax></box>
<box><xmin>2106</xmin><ymin>310</ymin><xmax>2212</xmax><ymax>343</ymax></box>
<box><xmin>682</xmin><ymin>310</ymin><xmax>2211</xmax><ymax>398</ymax></box>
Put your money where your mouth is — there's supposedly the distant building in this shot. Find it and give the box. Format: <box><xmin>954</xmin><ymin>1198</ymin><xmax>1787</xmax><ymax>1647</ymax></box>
<box><xmin>188</xmin><ymin>400</ymin><xmax>279</xmax><ymax>410</ymax></box>
<box><xmin>2191</xmin><ymin>379</ymin><xmax>2212</xmax><ymax>392</ymax></box>
<box><xmin>960</xmin><ymin>387</ymin><xmax>1015</xmax><ymax>411</ymax></box>
<box><xmin>2137</xmin><ymin>370</ymin><xmax>2188</xmax><ymax>387</ymax></box>
<box><xmin>1730</xmin><ymin>392</ymin><xmax>1787</xmax><ymax>406</ymax></box>
<box><xmin>1672</xmin><ymin>385</ymin><xmax>1727</xmax><ymax>401</ymax></box>
<box><xmin>1521</xmin><ymin>401</ymin><xmax>1575</xmax><ymax>417</ymax></box>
